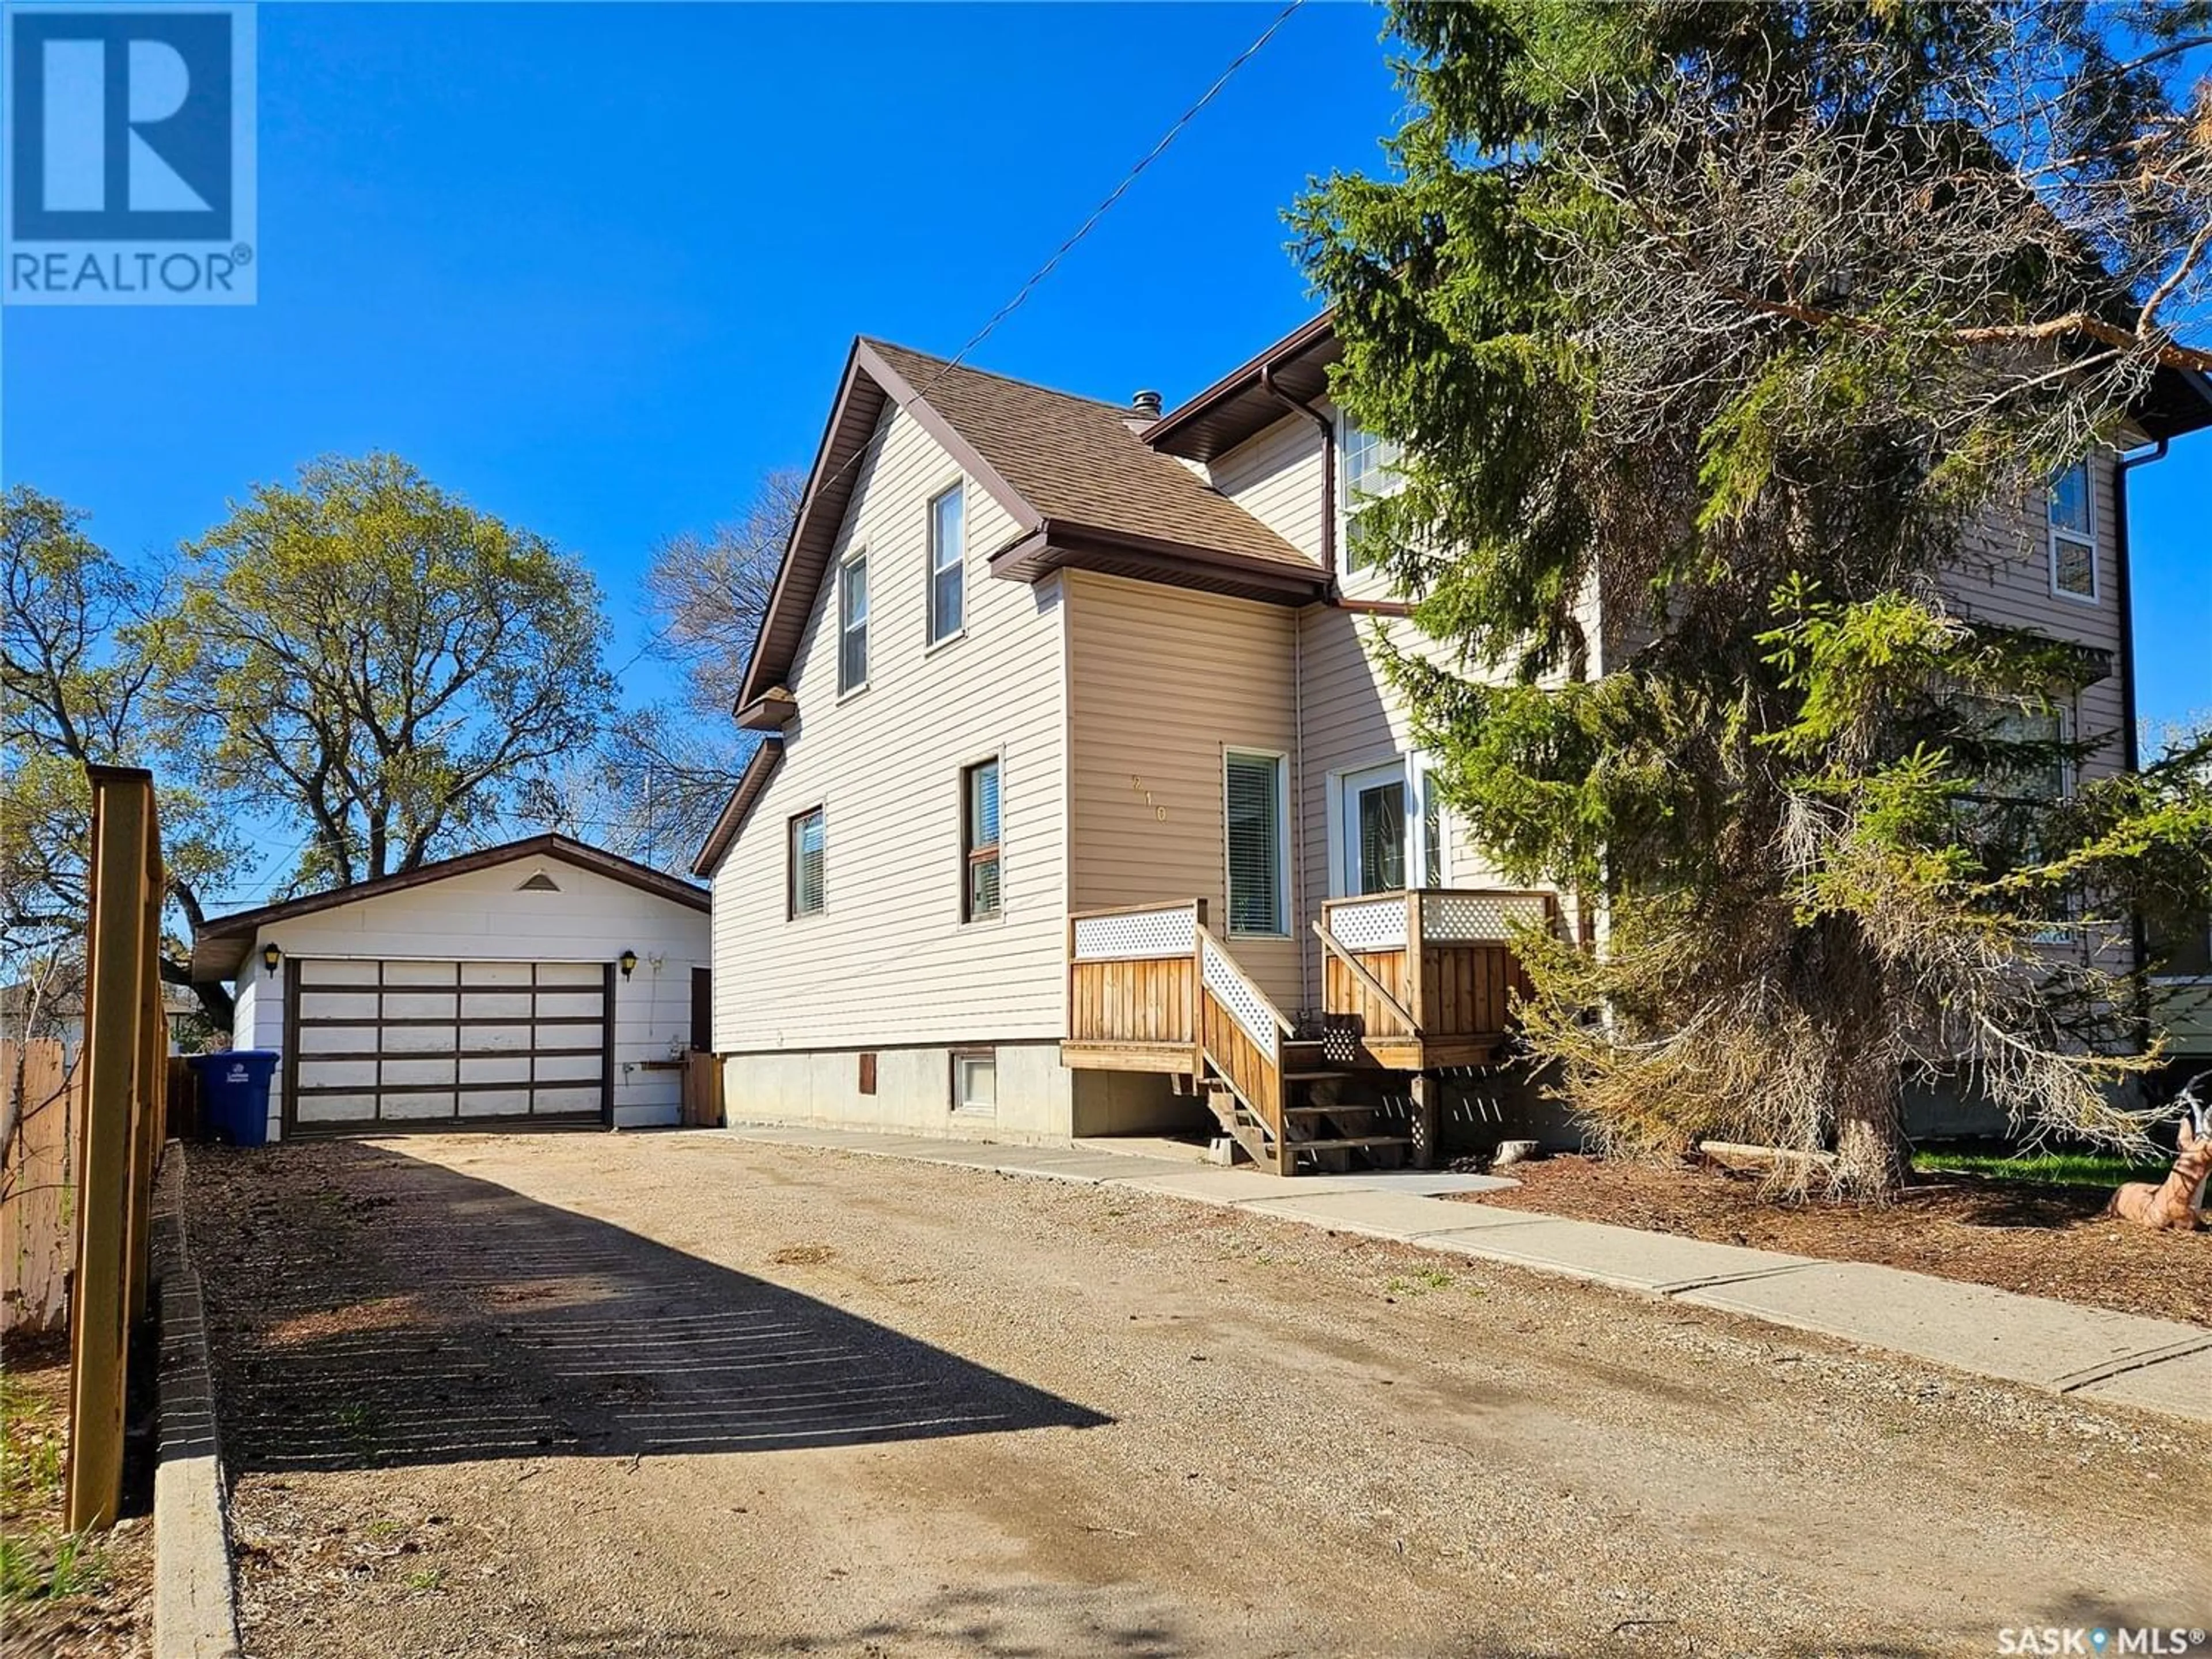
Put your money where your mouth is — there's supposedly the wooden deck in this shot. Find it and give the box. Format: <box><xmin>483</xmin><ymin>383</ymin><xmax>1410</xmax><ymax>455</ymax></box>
<box><xmin>1313</xmin><ymin>889</ymin><xmax>1551</xmax><ymax>1073</ymax></box>
<box><xmin>1062</xmin><ymin>889</ymin><xmax>1559</xmax><ymax>1175</ymax></box>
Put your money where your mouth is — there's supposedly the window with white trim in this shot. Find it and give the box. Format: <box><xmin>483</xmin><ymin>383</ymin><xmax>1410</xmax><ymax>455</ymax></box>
<box><xmin>2048</xmin><ymin>461</ymin><xmax>2097</xmax><ymax>601</ymax></box>
<box><xmin>951</xmin><ymin>1047</ymin><xmax>997</xmax><ymax>1116</ymax></box>
<box><xmin>788</xmin><ymin>807</ymin><xmax>825</xmax><ymax>917</ymax></box>
<box><xmin>962</xmin><ymin>757</ymin><xmax>1001</xmax><ymax>921</ymax></box>
<box><xmin>1224</xmin><ymin>749</ymin><xmax>1288</xmax><ymax>936</ymax></box>
<box><xmin>838</xmin><ymin>552</ymin><xmax>869</xmax><ymax>692</ymax></box>
<box><xmin>928</xmin><ymin>484</ymin><xmax>965</xmax><ymax>645</ymax></box>
<box><xmin>1419</xmin><ymin>766</ymin><xmax>1444</xmax><ymax>888</ymax></box>
<box><xmin>1339</xmin><ymin>416</ymin><xmax>1404</xmax><ymax>574</ymax></box>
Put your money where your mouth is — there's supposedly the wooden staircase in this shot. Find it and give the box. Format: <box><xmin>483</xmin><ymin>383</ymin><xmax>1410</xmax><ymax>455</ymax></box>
<box><xmin>1061</xmin><ymin>897</ymin><xmax>1435</xmax><ymax>1175</ymax></box>
<box><xmin>1200</xmin><ymin>1038</ymin><xmax>1415</xmax><ymax>1177</ymax></box>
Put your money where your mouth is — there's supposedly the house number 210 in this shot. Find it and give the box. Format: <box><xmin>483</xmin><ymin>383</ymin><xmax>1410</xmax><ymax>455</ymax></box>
<box><xmin>1130</xmin><ymin>775</ymin><xmax>1168</xmax><ymax>821</ymax></box>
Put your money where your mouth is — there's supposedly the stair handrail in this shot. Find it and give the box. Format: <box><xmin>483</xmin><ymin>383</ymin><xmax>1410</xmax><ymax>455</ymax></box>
<box><xmin>1196</xmin><ymin>930</ymin><xmax>1293</xmax><ymax>1056</ymax></box>
<box><xmin>1310</xmin><ymin>918</ymin><xmax>1419</xmax><ymax>1034</ymax></box>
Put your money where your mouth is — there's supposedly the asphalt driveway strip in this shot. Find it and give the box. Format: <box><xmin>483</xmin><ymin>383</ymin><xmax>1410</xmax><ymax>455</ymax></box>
<box><xmin>186</xmin><ymin>1132</ymin><xmax>2212</xmax><ymax>1658</ymax></box>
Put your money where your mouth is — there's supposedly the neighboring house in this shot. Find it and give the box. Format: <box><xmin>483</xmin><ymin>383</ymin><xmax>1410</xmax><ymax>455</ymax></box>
<box><xmin>694</xmin><ymin>320</ymin><xmax>2210</xmax><ymax>1170</ymax></box>
<box><xmin>0</xmin><ymin>978</ymin><xmax>200</xmax><ymax>1055</ymax></box>
<box><xmin>2152</xmin><ymin>912</ymin><xmax>2212</xmax><ymax>1080</ymax></box>
<box><xmin>190</xmin><ymin>834</ymin><xmax>711</xmax><ymax>1142</ymax></box>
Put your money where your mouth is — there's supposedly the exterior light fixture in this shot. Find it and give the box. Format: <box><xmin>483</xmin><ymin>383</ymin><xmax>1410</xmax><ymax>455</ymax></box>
<box><xmin>262</xmin><ymin>942</ymin><xmax>282</xmax><ymax>977</ymax></box>
<box><xmin>619</xmin><ymin>949</ymin><xmax>638</xmax><ymax>980</ymax></box>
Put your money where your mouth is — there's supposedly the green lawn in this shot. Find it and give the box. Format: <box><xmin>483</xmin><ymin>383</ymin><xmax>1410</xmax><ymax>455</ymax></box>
<box><xmin>1910</xmin><ymin>1147</ymin><xmax>2169</xmax><ymax>1188</ymax></box>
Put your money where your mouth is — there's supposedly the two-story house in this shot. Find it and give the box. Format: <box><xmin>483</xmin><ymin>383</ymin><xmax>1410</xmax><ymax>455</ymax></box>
<box><xmin>694</xmin><ymin>319</ymin><xmax>2210</xmax><ymax>1171</ymax></box>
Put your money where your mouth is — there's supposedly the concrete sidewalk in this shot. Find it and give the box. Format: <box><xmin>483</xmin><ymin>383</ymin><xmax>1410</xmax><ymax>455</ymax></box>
<box><xmin>719</xmin><ymin>1122</ymin><xmax>2212</xmax><ymax>1427</ymax></box>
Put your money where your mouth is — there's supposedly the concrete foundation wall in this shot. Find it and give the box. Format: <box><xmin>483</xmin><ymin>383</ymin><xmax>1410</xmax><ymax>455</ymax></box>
<box><xmin>1069</xmin><ymin>1069</ymin><xmax>1211</xmax><ymax>1138</ymax></box>
<box><xmin>723</xmin><ymin>1041</ymin><xmax>1075</xmax><ymax>1144</ymax></box>
<box><xmin>722</xmin><ymin>1044</ymin><xmax>1219</xmax><ymax>1145</ymax></box>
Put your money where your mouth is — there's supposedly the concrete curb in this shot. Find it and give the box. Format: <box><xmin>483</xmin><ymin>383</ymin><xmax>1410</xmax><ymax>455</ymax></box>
<box><xmin>720</xmin><ymin>1123</ymin><xmax>2212</xmax><ymax>1430</ymax></box>
<box><xmin>151</xmin><ymin>1142</ymin><xmax>244</xmax><ymax>1659</ymax></box>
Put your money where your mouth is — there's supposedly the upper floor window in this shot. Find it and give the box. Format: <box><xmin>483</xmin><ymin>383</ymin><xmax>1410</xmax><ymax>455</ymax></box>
<box><xmin>929</xmin><ymin>485</ymin><xmax>966</xmax><ymax>645</ymax></box>
<box><xmin>2048</xmin><ymin>461</ymin><xmax>2097</xmax><ymax>603</ymax></box>
<box><xmin>1225</xmin><ymin>749</ymin><xmax>1288</xmax><ymax>935</ymax></box>
<box><xmin>789</xmin><ymin>806</ymin><xmax>826</xmax><ymax>918</ymax></box>
<box><xmin>1339</xmin><ymin>417</ymin><xmax>1403</xmax><ymax>574</ymax></box>
<box><xmin>962</xmin><ymin>757</ymin><xmax>1001</xmax><ymax>921</ymax></box>
<box><xmin>838</xmin><ymin>551</ymin><xmax>869</xmax><ymax>693</ymax></box>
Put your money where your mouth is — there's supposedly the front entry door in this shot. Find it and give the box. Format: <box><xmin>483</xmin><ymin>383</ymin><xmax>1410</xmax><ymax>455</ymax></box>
<box><xmin>1341</xmin><ymin>763</ymin><xmax>1407</xmax><ymax>895</ymax></box>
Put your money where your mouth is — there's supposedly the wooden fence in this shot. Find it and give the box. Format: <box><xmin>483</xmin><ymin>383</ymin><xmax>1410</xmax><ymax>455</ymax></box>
<box><xmin>67</xmin><ymin>765</ymin><xmax>169</xmax><ymax>1531</ymax></box>
<box><xmin>2</xmin><ymin>1037</ymin><xmax>79</xmax><ymax>1334</ymax></box>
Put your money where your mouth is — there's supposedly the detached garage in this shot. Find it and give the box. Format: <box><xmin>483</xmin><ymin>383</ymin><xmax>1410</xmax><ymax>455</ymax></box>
<box><xmin>191</xmin><ymin>834</ymin><xmax>713</xmax><ymax>1141</ymax></box>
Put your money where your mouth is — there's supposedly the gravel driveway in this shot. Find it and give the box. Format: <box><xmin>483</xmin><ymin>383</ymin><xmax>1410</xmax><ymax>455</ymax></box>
<box><xmin>187</xmin><ymin>1132</ymin><xmax>2212</xmax><ymax>1658</ymax></box>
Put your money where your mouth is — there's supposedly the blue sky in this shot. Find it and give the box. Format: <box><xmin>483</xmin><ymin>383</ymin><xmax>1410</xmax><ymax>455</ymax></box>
<box><xmin>4</xmin><ymin>1</ymin><xmax>2205</xmax><ymax>757</ymax></box>
<box><xmin>2</xmin><ymin>3</ymin><xmax>1406</xmax><ymax>686</ymax></box>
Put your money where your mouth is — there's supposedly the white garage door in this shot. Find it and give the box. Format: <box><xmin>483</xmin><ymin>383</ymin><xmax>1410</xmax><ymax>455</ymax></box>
<box><xmin>288</xmin><ymin>959</ymin><xmax>610</xmax><ymax>1133</ymax></box>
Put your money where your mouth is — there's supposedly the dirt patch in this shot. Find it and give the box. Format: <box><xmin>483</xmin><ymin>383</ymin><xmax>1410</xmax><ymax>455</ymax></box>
<box><xmin>768</xmin><ymin>1242</ymin><xmax>838</xmax><ymax>1266</ymax></box>
<box><xmin>1461</xmin><ymin>1154</ymin><xmax>2212</xmax><ymax>1326</ymax></box>
<box><xmin>185</xmin><ymin>1134</ymin><xmax>2212</xmax><ymax>1658</ymax></box>
<box><xmin>0</xmin><ymin>1331</ymin><xmax>153</xmax><ymax>1659</ymax></box>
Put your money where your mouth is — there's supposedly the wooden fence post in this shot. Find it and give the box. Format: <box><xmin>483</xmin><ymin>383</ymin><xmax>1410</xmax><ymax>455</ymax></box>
<box><xmin>124</xmin><ymin>805</ymin><xmax>164</xmax><ymax>1325</ymax></box>
<box><xmin>66</xmin><ymin>765</ymin><xmax>158</xmax><ymax>1533</ymax></box>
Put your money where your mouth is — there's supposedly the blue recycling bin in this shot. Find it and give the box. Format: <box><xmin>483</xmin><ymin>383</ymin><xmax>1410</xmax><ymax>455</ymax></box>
<box><xmin>187</xmin><ymin>1050</ymin><xmax>279</xmax><ymax>1147</ymax></box>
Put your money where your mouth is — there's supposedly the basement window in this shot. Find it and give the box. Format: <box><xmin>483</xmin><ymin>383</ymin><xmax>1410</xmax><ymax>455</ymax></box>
<box><xmin>951</xmin><ymin>1047</ymin><xmax>997</xmax><ymax>1116</ymax></box>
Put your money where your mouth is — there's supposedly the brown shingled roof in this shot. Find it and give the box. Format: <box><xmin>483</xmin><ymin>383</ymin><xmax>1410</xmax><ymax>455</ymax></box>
<box><xmin>734</xmin><ymin>336</ymin><xmax>1327</xmax><ymax>715</ymax></box>
<box><xmin>862</xmin><ymin>339</ymin><xmax>1316</xmax><ymax>575</ymax></box>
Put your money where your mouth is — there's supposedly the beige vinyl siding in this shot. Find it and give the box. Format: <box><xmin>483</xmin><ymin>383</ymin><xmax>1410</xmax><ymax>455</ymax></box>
<box><xmin>1206</xmin><ymin>412</ymin><xmax>1535</xmax><ymax>994</ymax></box>
<box><xmin>1941</xmin><ymin>454</ymin><xmax>2128</xmax><ymax>785</ymax></box>
<box><xmin>1207</xmin><ymin>409</ymin><xmax>1330</xmax><ymax>558</ymax></box>
<box><xmin>709</xmin><ymin>405</ymin><xmax>1068</xmax><ymax>1051</ymax></box>
<box><xmin>1065</xmin><ymin>571</ymin><xmax>1302</xmax><ymax>1012</ymax></box>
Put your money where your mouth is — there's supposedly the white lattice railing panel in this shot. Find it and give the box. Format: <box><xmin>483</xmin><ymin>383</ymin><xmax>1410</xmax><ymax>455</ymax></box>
<box><xmin>1325</xmin><ymin>898</ymin><xmax>1408</xmax><ymax>952</ymax></box>
<box><xmin>1073</xmin><ymin>906</ymin><xmax>1196</xmax><ymax>961</ymax></box>
<box><xmin>1421</xmin><ymin>892</ymin><xmax>1552</xmax><ymax>943</ymax></box>
<box><xmin>1200</xmin><ymin>937</ymin><xmax>1279</xmax><ymax>1062</ymax></box>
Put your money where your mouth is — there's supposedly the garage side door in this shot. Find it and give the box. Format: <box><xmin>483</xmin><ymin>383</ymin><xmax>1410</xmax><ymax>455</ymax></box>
<box><xmin>289</xmin><ymin>959</ymin><xmax>610</xmax><ymax>1134</ymax></box>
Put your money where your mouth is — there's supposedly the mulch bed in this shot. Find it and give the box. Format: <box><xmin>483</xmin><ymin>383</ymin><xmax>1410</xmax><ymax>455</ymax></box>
<box><xmin>0</xmin><ymin>1331</ymin><xmax>153</xmax><ymax>1659</ymax></box>
<box><xmin>1459</xmin><ymin>1154</ymin><xmax>2212</xmax><ymax>1328</ymax></box>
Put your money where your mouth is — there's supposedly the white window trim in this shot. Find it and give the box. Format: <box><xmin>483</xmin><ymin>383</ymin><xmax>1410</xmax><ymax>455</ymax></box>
<box><xmin>836</xmin><ymin>548</ymin><xmax>870</xmax><ymax>698</ymax></box>
<box><xmin>787</xmin><ymin>804</ymin><xmax>827</xmax><ymax>921</ymax></box>
<box><xmin>1327</xmin><ymin>754</ymin><xmax>1409</xmax><ymax>897</ymax></box>
<box><xmin>960</xmin><ymin>748</ymin><xmax>1005</xmax><ymax>927</ymax></box>
<box><xmin>2047</xmin><ymin>462</ymin><xmax>2099</xmax><ymax>605</ymax></box>
<box><xmin>926</xmin><ymin>479</ymin><xmax>968</xmax><ymax>651</ymax></box>
<box><xmin>1222</xmin><ymin>746</ymin><xmax>1291</xmax><ymax>938</ymax></box>
<box><xmin>1411</xmin><ymin>751</ymin><xmax>1450</xmax><ymax>889</ymax></box>
<box><xmin>1333</xmin><ymin>407</ymin><xmax>1403</xmax><ymax>596</ymax></box>
<box><xmin>949</xmin><ymin>1046</ymin><xmax>998</xmax><ymax>1118</ymax></box>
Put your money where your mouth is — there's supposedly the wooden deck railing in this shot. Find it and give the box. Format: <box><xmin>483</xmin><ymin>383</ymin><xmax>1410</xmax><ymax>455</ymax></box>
<box><xmin>1317</xmin><ymin>888</ymin><xmax>1555</xmax><ymax>1054</ymax></box>
<box><xmin>1066</xmin><ymin>899</ymin><xmax>1296</xmax><ymax>1162</ymax></box>
<box><xmin>1067</xmin><ymin>899</ymin><xmax>1204</xmax><ymax>1060</ymax></box>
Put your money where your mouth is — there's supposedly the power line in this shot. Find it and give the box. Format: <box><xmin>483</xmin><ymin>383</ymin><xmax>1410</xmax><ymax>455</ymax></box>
<box><xmin>607</xmin><ymin>0</ymin><xmax>1306</xmax><ymax>686</ymax></box>
<box><xmin>942</xmin><ymin>0</ymin><xmax>1305</xmax><ymax>376</ymax></box>
<box><xmin>193</xmin><ymin>9</ymin><xmax>1309</xmax><ymax>898</ymax></box>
